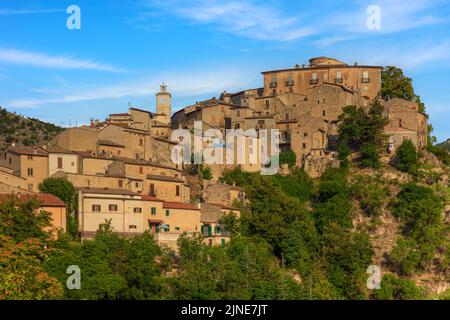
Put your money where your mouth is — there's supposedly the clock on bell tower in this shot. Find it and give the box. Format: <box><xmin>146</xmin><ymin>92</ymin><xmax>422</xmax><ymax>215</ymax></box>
<box><xmin>156</xmin><ymin>83</ymin><xmax>171</xmax><ymax>125</ymax></box>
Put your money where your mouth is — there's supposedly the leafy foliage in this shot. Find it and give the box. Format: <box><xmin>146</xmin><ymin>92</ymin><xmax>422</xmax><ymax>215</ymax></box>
<box><xmin>359</xmin><ymin>143</ymin><xmax>381</xmax><ymax>169</ymax></box>
<box><xmin>337</xmin><ymin>99</ymin><xmax>388</xmax><ymax>152</ymax></box>
<box><xmin>389</xmin><ymin>183</ymin><xmax>446</xmax><ymax>275</ymax></box>
<box><xmin>279</xmin><ymin>150</ymin><xmax>297</xmax><ymax>168</ymax></box>
<box><xmin>381</xmin><ymin>66</ymin><xmax>425</xmax><ymax>113</ymax></box>
<box><xmin>39</xmin><ymin>178</ymin><xmax>78</xmax><ymax>239</ymax></box>
<box><xmin>394</xmin><ymin>140</ymin><xmax>418</xmax><ymax>174</ymax></box>
<box><xmin>0</xmin><ymin>199</ymin><xmax>52</xmax><ymax>242</ymax></box>
<box><xmin>373</xmin><ymin>274</ymin><xmax>424</xmax><ymax>300</ymax></box>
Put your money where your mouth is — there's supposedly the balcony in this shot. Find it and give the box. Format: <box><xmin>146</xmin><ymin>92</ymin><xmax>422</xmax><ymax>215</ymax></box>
<box><xmin>269</xmin><ymin>82</ymin><xmax>278</xmax><ymax>88</ymax></box>
<box><xmin>361</xmin><ymin>77</ymin><xmax>370</xmax><ymax>83</ymax></box>
<box><xmin>334</xmin><ymin>78</ymin><xmax>343</xmax><ymax>84</ymax></box>
<box><xmin>309</xmin><ymin>79</ymin><xmax>319</xmax><ymax>85</ymax></box>
<box><xmin>285</xmin><ymin>80</ymin><xmax>294</xmax><ymax>87</ymax></box>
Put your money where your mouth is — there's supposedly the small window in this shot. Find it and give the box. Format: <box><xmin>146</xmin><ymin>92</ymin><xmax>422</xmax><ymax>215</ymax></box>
<box><xmin>118</xmin><ymin>180</ymin><xmax>123</xmax><ymax>188</ymax></box>
<box><xmin>134</xmin><ymin>207</ymin><xmax>142</xmax><ymax>213</ymax></box>
<box><xmin>304</xmin><ymin>132</ymin><xmax>308</xmax><ymax>137</ymax></box>
<box><xmin>71</xmin><ymin>162</ymin><xmax>75</xmax><ymax>167</ymax></box>
<box><xmin>322</xmin><ymin>110</ymin><xmax>326</xmax><ymax>116</ymax></box>
<box><xmin>165</xmin><ymin>224</ymin><xmax>170</xmax><ymax>232</ymax></box>
<box><xmin>175</xmin><ymin>227</ymin><xmax>180</xmax><ymax>231</ymax></box>
<box><xmin>57</xmin><ymin>157</ymin><xmax>63</xmax><ymax>169</ymax></box>
<box><xmin>176</xmin><ymin>185</ymin><xmax>180</xmax><ymax>196</ymax></box>
<box><xmin>135</xmin><ymin>182</ymin><xmax>139</xmax><ymax>188</ymax></box>
<box><xmin>28</xmin><ymin>155</ymin><xmax>33</xmax><ymax>160</ymax></box>
<box><xmin>165</xmin><ymin>209</ymin><xmax>170</xmax><ymax>217</ymax></box>
<box><xmin>139</xmin><ymin>139</ymin><xmax>143</xmax><ymax>146</ymax></box>
<box><xmin>109</xmin><ymin>204</ymin><xmax>118</xmax><ymax>212</ymax></box>
<box><xmin>92</xmin><ymin>205</ymin><xmax>101</xmax><ymax>212</ymax></box>
<box><xmin>129</xmin><ymin>225</ymin><xmax>137</xmax><ymax>229</ymax></box>
<box><xmin>151</xmin><ymin>207</ymin><xmax>156</xmax><ymax>215</ymax></box>
<box><xmin>237</xmin><ymin>110</ymin><xmax>240</xmax><ymax>117</ymax></box>
<box><xmin>27</xmin><ymin>168</ymin><xmax>33</xmax><ymax>176</ymax></box>
<box><xmin>303</xmin><ymin>143</ymin><xmax>307</xmax><ymax>148</ymax></box>
<box><xmin>139</xmin><ymin>167</ymin><xmax>143</xmax><ymax>174</ymax></box>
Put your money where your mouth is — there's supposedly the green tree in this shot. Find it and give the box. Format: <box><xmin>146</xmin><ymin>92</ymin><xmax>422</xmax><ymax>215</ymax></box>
<box><xmin>394</xmin><ymin>140</ymin><xmax>418</xmax><ymax>174</ymax></box>
<box><xmin>0</xmin><ymin>235</ymin><xmax>64</xmax><ymax>300</ymax></box>
<box><xmin>39</xmin><ymin>178</ymin><xmax>78</xmax><ymax>239</ymax></box>
<box><xmin>373</xmin><ymin>274</ymin><xmax>424</xmax><ymax>300</ymax></box>
<box><xmin>279</xmin><ymin>150</ymin><xmax>297</xmax><ymax>168</ymax></box>
<box><xmin>359</xmin><ymin>143</ymin><xmax>381</xmax><ymax>169</ymax></box>
<box><xmin>381</xmin><ymin>66</ymin><xmax>425</xmax><ymax>113</ymax></box>
<box><xmin>0</xmin><ymin>199</ymin><xmax>52</xmax><ymax>242</ymax></box>
<box><xmin>200</xmin><ymin>165</ymin><xmax>213</xmax><ymax>180</ymax></box>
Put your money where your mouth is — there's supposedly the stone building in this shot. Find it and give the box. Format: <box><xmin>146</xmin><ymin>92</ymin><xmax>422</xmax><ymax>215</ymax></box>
<box><xmin>0</xmin><ymin>193</ymin><xmax>67</xmax><ymax>234</ymax></box>
<box><xmin>78</xmin><ymin>188</ymin><xmax>201</xmax><ymax>250</ymax></box>
<box><xmin>200</xmin><ymin>202</ymin><xmax>241</xmax><ymax>246</ymax></box>
<box><xmin>173</xmin><ymin>57</ymin><xmax>427</xmax><ymax>176</ymax></box>
<box><xmin>0</xmin><ymin>145</ymin><xmax>49</xmax><ymax>192</ymax></box>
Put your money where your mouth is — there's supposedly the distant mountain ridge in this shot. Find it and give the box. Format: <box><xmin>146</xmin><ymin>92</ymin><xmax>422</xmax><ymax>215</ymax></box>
<box><xmin>436</xmin><ymin>139</ymin><xmax>450</xmax><ymax>152</ymax></box>
<box><xmin>0</xmin><ymin>107</ymin><xmax>64</xmax><ymax>152</ymax></box>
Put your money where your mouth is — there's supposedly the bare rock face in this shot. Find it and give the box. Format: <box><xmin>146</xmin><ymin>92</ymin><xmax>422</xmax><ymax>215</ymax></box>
<box><xmin>421</xmin><ymin>150</ymin><xmax>443</xmax><ymax>167</ymax></box>
<box><xmin>304</xmin><ymin>153</ymin><xmax>340</xmax><ymax>178</ymax></box>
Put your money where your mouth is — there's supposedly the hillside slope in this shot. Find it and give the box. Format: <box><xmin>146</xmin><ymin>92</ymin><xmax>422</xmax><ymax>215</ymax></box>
<box><xmin>436</xmin><ymin>139</ymin><xmax>450</xmax><ymax>152</ymax></box>
<box><xmin>0</xmin><ymin>107</ymin><xmax>63</xmax><ymax>152</ymax></box>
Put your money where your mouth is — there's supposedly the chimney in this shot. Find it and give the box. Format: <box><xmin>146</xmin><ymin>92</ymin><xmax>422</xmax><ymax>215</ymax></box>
<box><xmin>90</xmin><ymin>118</ymin><xmax>94</xmax><ymax>128</ymax></box>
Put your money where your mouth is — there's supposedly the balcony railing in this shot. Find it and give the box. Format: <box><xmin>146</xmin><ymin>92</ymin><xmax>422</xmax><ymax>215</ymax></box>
<box><xmin>269</xmin><ymin>82</ymin><xmax>278</xmax><ymax>88</ymax></box>
<box><xmin>309</xmin><ymin>79</ymin><xmax>319</xmax><ymax>85</ymax></box>
<box><xmin>334</xmin><ymin>78</ymin><xmax>343</xmax><ymax>84</ymax></box>
<box><xmin>361</xmin><ymin>77</ymin><xmax>370</xmax><ymax>83</ymax></box>
<box><xmin>285</xmin><ymin>80</ymin><xmax>294</xmax><ymax>87</ymax></box>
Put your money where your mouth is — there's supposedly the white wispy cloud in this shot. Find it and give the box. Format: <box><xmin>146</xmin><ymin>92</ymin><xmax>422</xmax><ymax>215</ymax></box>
<box><xmin>141</xmin><ymin>0</ymin><xmax>315</xmax><ymax>41</ymax></box>
<box><xmin>0</xmin><ymin>8</ymin><xmax>63</xmax><ymax>16</ymax></box>
<box><xmin>358</xmin><ymin>40</ymin><xmax>450</xmax><ymax>69</ymax></box>
<box><xmin>0</xmin><ymin>48</ymin><xmax>124</xmax><ymax>73</ymax></box>
<box><xmin>8</xmin><ymin>67</ymin><xmax>254</xmax><ymax>108</ymax></box>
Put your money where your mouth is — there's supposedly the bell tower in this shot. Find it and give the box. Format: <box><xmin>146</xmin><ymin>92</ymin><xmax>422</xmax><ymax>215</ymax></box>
<box><xmin>156</xmin><ymin>83</ymin><xmax>171</xmax><ymax>125</ymax></box>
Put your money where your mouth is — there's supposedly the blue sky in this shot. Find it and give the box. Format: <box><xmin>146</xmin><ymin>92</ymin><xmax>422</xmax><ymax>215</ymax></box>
<box><xmin>0</xmin><ymin>0</ymin><xmax>449</xmax><ymax>141</ymax></box>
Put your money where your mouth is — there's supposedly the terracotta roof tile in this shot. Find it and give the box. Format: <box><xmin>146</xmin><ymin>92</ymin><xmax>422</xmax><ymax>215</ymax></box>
<box><xmin>7</xmin><ymin>146</ymin><xmax>48</xmax><ymax>157</ymax></box>
<box><xmin>0</xmin><ymin>193</ymin><xmax>65</xmax><ymax>207</ymax></box>
<box><xmin>163</xmin><ymin>201</ymin><xmax>199</xmax><ymax>211</ymax></box>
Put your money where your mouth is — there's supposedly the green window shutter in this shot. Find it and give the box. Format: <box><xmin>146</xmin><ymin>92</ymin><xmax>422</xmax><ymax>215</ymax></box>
<box><xmin>207</xmin><ymin>225</ymin><xmax>212</xmax><ymax>237</ymax></box>
<box><xmin>200</xmin><ymin>225</ymin><xmax>204</xmax><ymax>234</ymax></box>
<box><xmin>215</xmin><ymin>226</ymin><xmax>221</xmax><ymax>234</ymax></box>
<box><xmin>166</xmin><ymin>209</ymin><xmax>170</xmax><ymax>216</ymax></box>
<box><xmin>221</xmin><ymin>239</ymin><xmax>226</xmax><ymax>246</ymax></box>
<box><xmin>151</xmin><ymin>207</ymin><xmax>156</xmax><ymax>215</ymax></box>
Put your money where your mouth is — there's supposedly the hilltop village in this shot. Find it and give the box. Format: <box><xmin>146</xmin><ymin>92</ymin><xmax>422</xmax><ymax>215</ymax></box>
<box><xmin>0</xmin><ymin>57</ymin><xmax>429</xmax><ymax>248</ymax></box>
